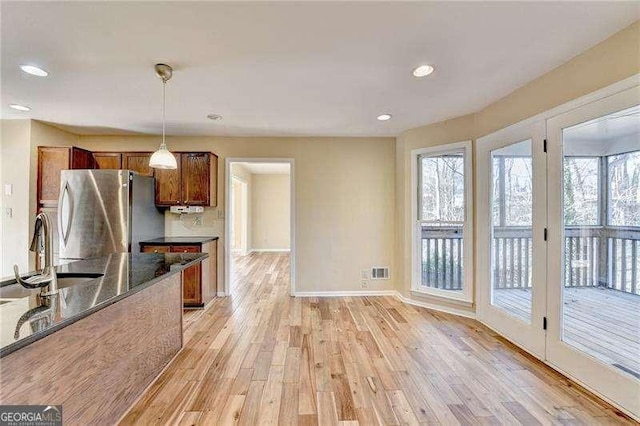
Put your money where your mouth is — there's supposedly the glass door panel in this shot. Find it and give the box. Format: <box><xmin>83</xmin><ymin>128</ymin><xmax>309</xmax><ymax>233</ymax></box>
<box><xmin>476</xmin><ymin>121</ymin><xmax>546</xmax><ymax>358</ymax></box>
<box><xmin>561</xmin><ymin>106</ymin><xmax>640</xmax><ymax>377</ymax></box>
<box><xmin>491</xmin><ymin>140</ymin><xmax>533</xmax><ymax>324</ymax></box>
<box><xmin>546</xmin><ymin>86</ymin><xmax>640</xmax><ymax>419</ymax></box>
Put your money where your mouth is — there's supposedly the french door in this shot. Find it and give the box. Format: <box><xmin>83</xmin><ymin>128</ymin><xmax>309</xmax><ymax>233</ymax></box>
<box><xmin>476</xmin><ymin>121</ymin><xmax>547</xmax><ymax>358</ymax></box>
<box><xmin>479</xmin><ymin>85</ymin><xmax>640</xmax><ymax>419</ymax></box>
<box><xmin>546</xmin><ymin>86</ymin><xmax>640</xmax><ymax>417</ymax></box>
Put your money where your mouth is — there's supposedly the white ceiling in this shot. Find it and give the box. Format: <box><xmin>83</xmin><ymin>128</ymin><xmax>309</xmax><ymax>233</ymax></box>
<box><xmin>236</xmin><ymin>162</ymin><xmax>290</xmax><ymax>175</ymax></box>
<box><xmin>1</xmin><ymin>2</ymin><xmax>638</xmax><ymax>137</ymax></box>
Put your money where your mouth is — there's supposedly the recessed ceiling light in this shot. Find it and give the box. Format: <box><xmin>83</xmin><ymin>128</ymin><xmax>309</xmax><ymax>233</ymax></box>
<box><xmin>20</xmin><ymin>65</ymin><xmax>49</xmax><ymax>77</ymax></box>
<box><xmin>207</xmin><ymin>114</ymin><xmax>223</xmax><ymax>121</ymax></box>
<box><xmin>9</xmin><ymin>104</ymin><xmax>31</xmax><ymax>112</ymax></box>
<box><xmin>377</xmin><ymin>114</ymin><xmax>392</xmax><ymax>121</ymax></box>
<box><xmin>412</xmin><ymin>64</ymin><xmax>434</xmax><ymax>78</ymax></box>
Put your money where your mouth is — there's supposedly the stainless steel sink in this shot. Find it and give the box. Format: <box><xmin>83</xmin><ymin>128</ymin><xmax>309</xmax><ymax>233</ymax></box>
<box><xmin>56</xmin><ymin>276</ymin><xmax>102</xmax><ymax>289</ymax></box>
<box><xmin>0</xmin><ymin>273</ymin><xmax>104</xmax><ymax>298</ymax></box>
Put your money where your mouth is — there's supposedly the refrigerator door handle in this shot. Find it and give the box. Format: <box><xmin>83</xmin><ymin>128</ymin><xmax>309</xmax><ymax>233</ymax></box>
<box><xmin>59</xmin><ymin>181</ymin><xmax>73</xmax><ymax>247</ymax></box>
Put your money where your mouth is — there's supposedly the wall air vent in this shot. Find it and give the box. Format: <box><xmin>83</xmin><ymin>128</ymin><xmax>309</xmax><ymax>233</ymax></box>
<box><xmin>371</xmin><ymin>267</ymin><xmax>390</xmax><ymax>280</ymax></box>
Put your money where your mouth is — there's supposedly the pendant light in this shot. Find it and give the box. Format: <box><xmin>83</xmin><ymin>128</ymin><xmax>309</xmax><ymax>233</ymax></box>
<box><xmin>149</xmin><ymin>63</ymin><xmax>178</xmax><ymax>169</ymax></box>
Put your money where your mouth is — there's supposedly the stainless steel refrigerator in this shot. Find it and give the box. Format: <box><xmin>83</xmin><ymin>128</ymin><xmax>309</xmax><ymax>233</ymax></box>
<box><xmin>57</xmin><ymin>170</ymin><xmax>164</xmax><ymax>263</ymax></box>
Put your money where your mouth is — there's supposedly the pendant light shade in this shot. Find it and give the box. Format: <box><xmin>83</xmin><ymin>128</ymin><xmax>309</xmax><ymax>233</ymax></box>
<box><xmin>150</xmin><ymin>63</ymin><xmax>178</xmax><ymax>170</ymax></box>
<box><xmin>149</xmin><ymin>146</ymin><xmax>178</xmax><ymax>169</ymax></box>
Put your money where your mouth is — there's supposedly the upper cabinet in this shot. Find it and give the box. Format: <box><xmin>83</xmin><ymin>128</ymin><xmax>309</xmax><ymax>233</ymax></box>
<box><xmin>37</xmin><ymin>148</ymin><xmax>217</xmax><ymax>208</ymax></box>
<box><xmin>182</xmin><ymin>153</ymin><xmax>212</xmax><ymax>206</ymax></box>
<box><xmin>154</xmin><ymin>152</ymin><xmax>218</xmax><ymax>207</ymax></box>
<box><xmin>123</xmin><ymin>152</ymin><xmax>154</xmax><ymax>177</ymax></box>
<box><xmin>93</xmin><ymin>152</ymin><xmax>122</xmax><ymax>169</ymax></box>
<box><xmin>38</xmin><ymin>147</ymin><xmax>95</xmax><ymax>206</ymax></box>
<box><xmin>155</xmin><ymin>153</ymin><xmax>182</xmax><ymax>205</ymax></box>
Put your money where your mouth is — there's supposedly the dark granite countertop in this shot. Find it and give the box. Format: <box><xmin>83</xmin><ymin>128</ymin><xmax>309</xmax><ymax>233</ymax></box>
<box><xmin>0</xmin><ymin>252</ymin><xmax>207</xmax><ymax>357</ymax></box>
<box><xmin>139</xmin><ymin>236</ymin><xmax>219</xmax><ymax>246</ymax></box>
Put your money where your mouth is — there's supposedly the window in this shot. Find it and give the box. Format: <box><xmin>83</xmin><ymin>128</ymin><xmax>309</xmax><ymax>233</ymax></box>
<box><xmin>563</xmin><ymin>157</ymin><xmax>600</xmax><ymax>226</ymax></box>
<box><xmin>608</xmin><ymin>151</ymin><xmax>640</xmax><ymax>227</ymax></box>
<box><xmin>413</xmin><ymin>142</ymin><xmax>473</xmax><ymax>302</ymax></box>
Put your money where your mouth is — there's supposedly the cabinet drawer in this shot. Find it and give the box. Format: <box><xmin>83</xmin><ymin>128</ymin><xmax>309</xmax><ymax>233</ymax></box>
<box><xmin>141</xmin><ymin>245</ymin><xmax>171</xmax><ymax>253</ymax></box>
<box><xmin>170</xmin><ymin>245</ymin><xmax>201</xmax><ymax>253</ymax></box>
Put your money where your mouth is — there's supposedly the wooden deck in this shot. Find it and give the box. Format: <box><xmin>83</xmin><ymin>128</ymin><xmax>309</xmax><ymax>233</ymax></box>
<box><xmin>494</xmin><ymin>287</ymin><xmax>640</xmax><ymax>377</ymax></box>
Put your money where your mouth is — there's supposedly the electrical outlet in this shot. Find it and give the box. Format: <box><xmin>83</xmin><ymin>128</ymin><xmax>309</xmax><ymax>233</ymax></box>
<box><xmin>361</xmin><ymin>269</ymin><xmax>369</xmax><ymax>280</ymax></box>
<box><xmin>361</xmin><ymin>280</ymin><xmax>368</xmax><ymax>288</ymax></box>
<box><xmin>194</xmin><ymin>215</ymin><xmax>202</xmax><ymax>226</ymax></box>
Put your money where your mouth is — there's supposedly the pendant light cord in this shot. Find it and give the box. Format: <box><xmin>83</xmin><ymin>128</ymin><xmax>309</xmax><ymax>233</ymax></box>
<box><xmin>161</xmin><ymin>80</ymin><xmax>166</xmax><ymax>148</ymax></box>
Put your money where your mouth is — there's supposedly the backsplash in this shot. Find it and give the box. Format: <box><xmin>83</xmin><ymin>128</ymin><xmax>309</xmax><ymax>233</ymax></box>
<box><xmin>164</xmin><ymin>207</ymin><xmax>223</xmax><ymax>237</ymax></box>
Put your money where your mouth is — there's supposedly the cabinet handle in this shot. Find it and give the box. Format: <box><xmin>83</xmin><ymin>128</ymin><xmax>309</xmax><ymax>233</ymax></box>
<box><xmin>154</xmin><ymin>250</ymin><xmax>159</xmax><ymax>253</ymax></box>
<box><xmin>183</xmin><ymin>250</ymin><xmax>188</xmax><ymax>253</ymax></box>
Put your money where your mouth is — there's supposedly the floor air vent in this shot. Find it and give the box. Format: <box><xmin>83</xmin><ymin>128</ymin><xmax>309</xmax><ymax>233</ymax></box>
<box><xmin>371</xmin><ymin>267</ymin><xmax>390</xmax><ymax>280</ymax></box>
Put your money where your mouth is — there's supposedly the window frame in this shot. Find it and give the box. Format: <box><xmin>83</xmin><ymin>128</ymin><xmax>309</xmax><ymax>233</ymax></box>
<box><xmin>411</xmin><ymin>141</ymin><xmax>474</xmax><ymax>303</ymax></box>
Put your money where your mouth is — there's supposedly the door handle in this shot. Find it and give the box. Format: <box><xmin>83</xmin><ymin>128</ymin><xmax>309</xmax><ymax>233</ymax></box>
<box><xmin>58</xmin><ymin>181</ymin><xmax>73</xmax><ymax>247</ymax></box>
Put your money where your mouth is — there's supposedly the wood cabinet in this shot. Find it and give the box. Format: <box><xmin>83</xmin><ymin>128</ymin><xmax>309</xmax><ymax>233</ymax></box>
<box><xmin>181</xmin><ymin>153</ymin><xmax>211</xmax><ymax>206</ymax></box>
<box><xmin>154</xmin><ymin>152</ymin><xmax>218</xmax><ymax>207</ymax></box>
<box><xmin>140</xmin><ymin>240</ymin><xmax>217</xmax><ymax>308</ymax></box>
<box><xmin>93</xmin><ymin>152</ymin><xmax>122</xmax><ymax>169</ymax></box>
<box><xmin>122</xmin><ymin>152</ymin><xmax>153</xmax><ymax>177</ymax></box>
<box><xmin>37</xmin><ymin>146</ymin><xmax>95</xmax><ymax>206</ymax></box>
<box><xmin>154</xmin><ymin>154</ymin><xmax>182</xmax><ymax>205</ymax></box>
<box><xmin>37</xmin><ymin>148</ymin><xmax>217</xmax><ymax>209</ymax></box>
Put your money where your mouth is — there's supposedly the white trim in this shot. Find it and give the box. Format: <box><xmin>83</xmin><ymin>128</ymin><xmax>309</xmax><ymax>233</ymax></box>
<box><xmin>295</xmin><ymin>290</ymin><xmax>397</xmax><ymax>297</ymax></box>
<box><xmin>230</xmin><ymin>175</ymin><xmax>249</xmax><ymax>255</ymax></box>
<box><xmin>397</xmin><ymin>292</ymin><xmax>476</xmax><ymax>319</ymax></box>
<box><xmin>225</xmin><ymin>157</ymin><xmax>296</xmax><ymax>296</ymax></box>
<box><xmin>409</xmin><ymin>289</ymin><xmax>474</xmax><ymax>308</ymax></box>
<box><xmin>249</xmin><ymin>248</ymin><xmax>291</xmax><ymax>253</ymax></box>
<box><xmin>216</xmin><ymin>291</ymin><xmax>226</xmax><ymax>297</ymax></box>
<box><xmin>410</xmin><ymin>140</ymin><xmax>474</xmax><ymax>303</ymax></box>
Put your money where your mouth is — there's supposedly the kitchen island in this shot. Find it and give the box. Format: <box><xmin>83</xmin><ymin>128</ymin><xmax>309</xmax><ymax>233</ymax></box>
<box><xmin>0</xmin><ymin>252</ymin><xmax>207</xmax><ymax>424</ymax></box>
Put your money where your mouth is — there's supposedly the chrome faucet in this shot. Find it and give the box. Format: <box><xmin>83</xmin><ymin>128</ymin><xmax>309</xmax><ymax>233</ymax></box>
<box><xmin>14</xmin><ymin>211</ymin><xmax>58</xmax><ymax>295</ymax></box>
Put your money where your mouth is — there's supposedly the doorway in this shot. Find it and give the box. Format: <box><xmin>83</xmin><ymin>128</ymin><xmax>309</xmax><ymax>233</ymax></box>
<box><xmin>225</xmin><ymin>159</ymin><xmax>295</xmax><ymax>296</ymax></box>
<box><xmin>477</xmin><ymin>85</ymin><xmax>640</xmax><ymax>418</ymax></box>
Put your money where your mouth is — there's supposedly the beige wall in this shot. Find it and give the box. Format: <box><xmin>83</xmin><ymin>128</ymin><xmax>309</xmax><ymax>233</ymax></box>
<box><xmin>251</xmin><ymin>174</ymin><xmax>290</xmax><ymax>251</ymax></box>
<box><xmin>77</xmin><ymin>136</ymin><xmax>396</xmax><ymax>294</ymax></box>
<box><xmin>0</xmin><ymin>120</ymin><xmax>31</xmax><ymax>277</ymax></box>
<box><xmin>395</xmin><ymin>21</ymin><xmax>640</xmax><ymax>313</ymax></box>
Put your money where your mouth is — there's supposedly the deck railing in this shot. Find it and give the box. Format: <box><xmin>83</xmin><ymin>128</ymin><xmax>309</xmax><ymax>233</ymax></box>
<box><xmin>420</xmin><ymin>226</ymin><xmax>640</xmax><ymax>295</ymax></box>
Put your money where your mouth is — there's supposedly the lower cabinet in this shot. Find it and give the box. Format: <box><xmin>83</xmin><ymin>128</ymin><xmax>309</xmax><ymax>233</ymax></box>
<box><xmin>141</xmin><ymin>241</ymin><xmax>217</xmax><ymax>308</ymax></box>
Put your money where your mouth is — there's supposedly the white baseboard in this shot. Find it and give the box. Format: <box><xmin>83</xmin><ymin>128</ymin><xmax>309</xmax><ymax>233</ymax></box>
<box><xmin>292</xmin><ymin>290</ymin><xmax>476</xmax><ymax>319</ymax></box>
<box><xmin>216</xmin><ymin>291</ymin><xmax>226</xmax><ymax>297</ymax></box>
<box><xmin>396</xmin><ymin>292</ymin><xmax>476</xmax><ymax>319</ymax></box>
<box><xmin>250</xmin><ymin>248</ymin><xmax>291</xmax><ymax>253</ymax></box>
<box><xmin>294</xmin><ymin>290</ymin><xmax>397</xmax><ymax>297</ymax></box>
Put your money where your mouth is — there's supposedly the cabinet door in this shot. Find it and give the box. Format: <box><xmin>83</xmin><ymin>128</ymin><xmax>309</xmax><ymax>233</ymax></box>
<box><xmin>155</xmin><ymin>153</ymin><xmax>182</xmax><ymax>205</ymax></box>
<box><xmin>141</xmin><ymin>245</ymin><xmax>171</xmax><ymax>253</ymax></box>
<box><xmin>181</xmin><ymin>153</ymin><xmax>210</xmax><ymax>205</ymax></box>
<box><xmin>210</xmin><ymin>153</ymin><xmax>219</xmax><ymax>207</ymax></box>
<box><xmin>171</xmin><ymin>245</ymin><xmax>202</xmax><ymax>305</ymax></box>
<box><xmin>122</xmin><ymin>153</ymin><xmax>153</xmax><ymax>177</ymax></box>
<box><xmin>93</xmin><ymin>152</ymin><xmax>122</xmax><ymax>169</ymax></box>
<box><xmin>71</xmin><ymin>147</ymin><xmax>96</xmax><ymax>169</ymax></box>
<box><xmin>38</xmin><ymin>147</ymin><xmax>70</xmax><ymax>205</ymax></box>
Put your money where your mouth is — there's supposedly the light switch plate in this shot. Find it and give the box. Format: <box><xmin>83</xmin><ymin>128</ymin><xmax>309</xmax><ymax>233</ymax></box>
<box><xmin>4</xmin><ymin>184</ymin><xmax>12</xmax><ymax>196</ymax></box>
<box><xmin>5</xmin><ymin>208</ymin><xmax>12</xmax><ymax>218</ymax></box>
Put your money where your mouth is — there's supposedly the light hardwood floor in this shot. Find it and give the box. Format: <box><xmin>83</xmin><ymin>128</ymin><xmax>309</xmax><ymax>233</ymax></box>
<box><xmin>121</xmin><ymin>253</ymin><xmax>635</xmax><ymax>425</ymax></box>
